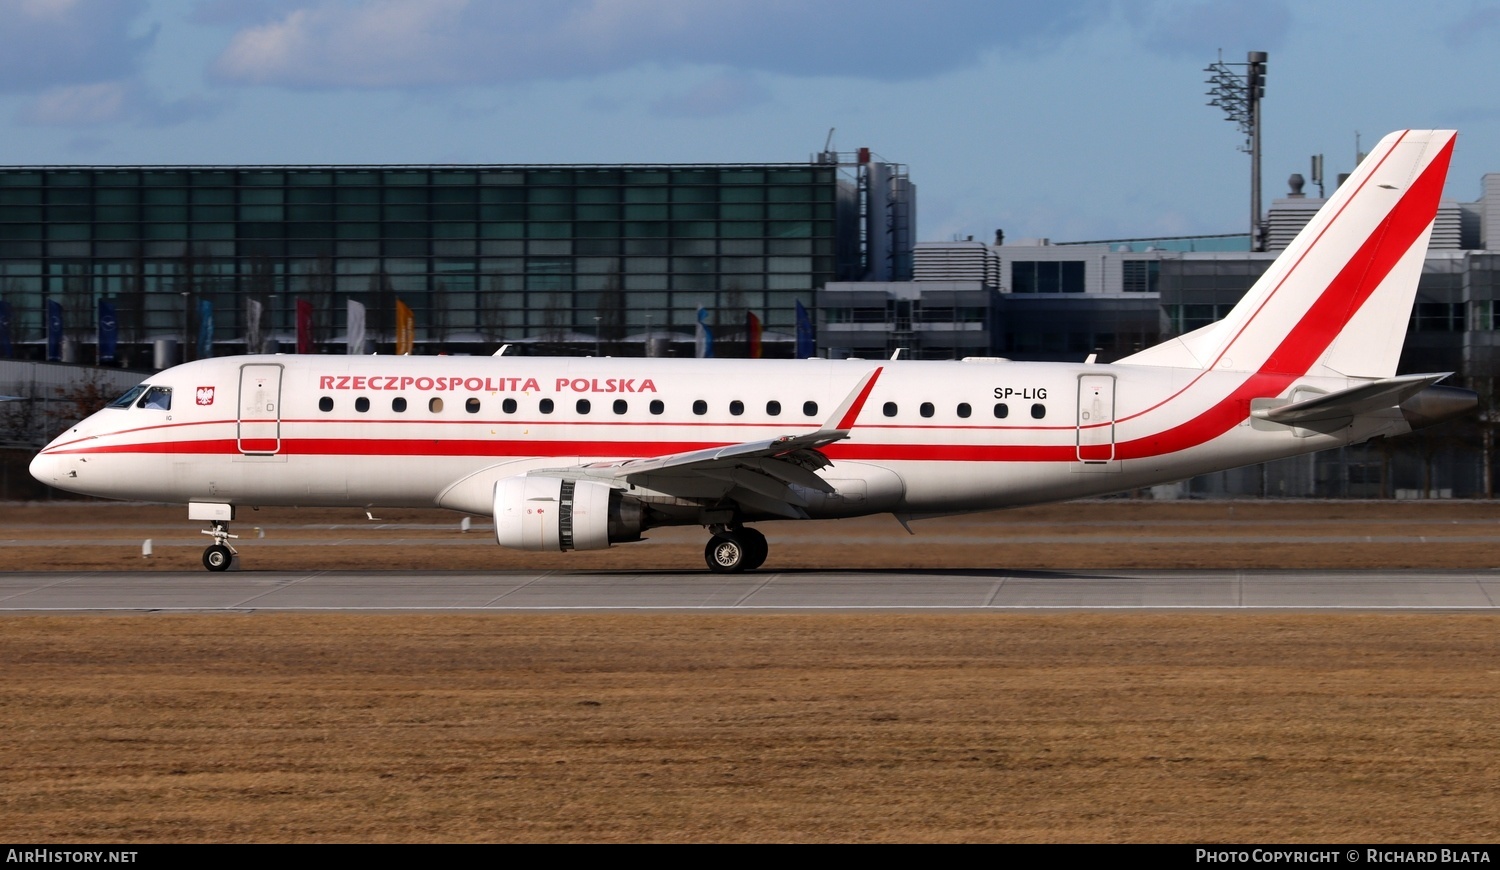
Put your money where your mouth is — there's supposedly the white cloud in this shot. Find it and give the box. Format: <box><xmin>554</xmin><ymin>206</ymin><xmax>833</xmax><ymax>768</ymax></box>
<box><xmin>651</xmin><ymin>72</ymin><xmax>770</xmax><ymax>118</ymax></box>
<box><xmin>1125</xmin><ymin>0</ymin><xmax>1293</xmax><ymax>59</ymax></box>
<box><xmin>21</xmin><ymin>81</ymin><xmax>131</xmax><ymax>124</ymax></box>
<box><xmin>209</xmin><ymin>0</ymin><xmax>1105</xmax><ymax>92</ymax></box>
<box><xmin>18</xmin><ymin>80</ymin><xmax>222</xmax><ymax>128</ymax></box>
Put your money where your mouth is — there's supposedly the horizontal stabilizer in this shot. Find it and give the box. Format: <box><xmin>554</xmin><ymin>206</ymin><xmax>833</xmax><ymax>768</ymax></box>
<box><xmin>1251</xmin><ymin>373</ymin><xmax>1450</xmax><ymax>425</ymax></box>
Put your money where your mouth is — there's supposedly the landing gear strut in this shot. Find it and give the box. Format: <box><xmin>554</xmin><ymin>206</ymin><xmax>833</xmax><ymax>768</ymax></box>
<box><xmin>201</xmin><ymin>520</ymin><xmax>238</xmax><ymax>572</ymax></box>
<box><xmin>704</xmin><ymin>525</ymin><xmax>768</xmax><ymax>573</ymax></box>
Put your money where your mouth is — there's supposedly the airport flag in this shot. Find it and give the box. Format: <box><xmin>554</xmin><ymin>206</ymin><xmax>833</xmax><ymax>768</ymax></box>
<box><xmin>396</xmin><ymin>299</ymin><xmax>414</xmax><ymax>355</ymax></box>
<box><xmin>346</xmin><ymin>299</ymin><xmax>366</xmax><ymax>355</ymax></box>
<box><xmin>296</xmin><ymin>298</ymin><xmax>314</xmax><ymax>354</ymax></box>
<box><xmin>0</xmin><ymin>299</ymin><xmax>11</xmax><ymax>358</ymax></box>
<box><xmin>695</xmin><ymin>306</ymin><xmax>714</xmax><ymax>358</ymax></box>
<box><xmin>246</xmin><ymin>298</ymin><xmax>263</xmax><ymax>354</ymax></box>
<box><xmin>46</xmin><ymin>299</ymin><xmax>62</xmax><ymax>361</ymax></box>
<box><xmin>98</xmin><ymin>299</ymin><xmax>118</xmax><ymax>363</ymax></box>
<box><xmin>795</xmin><ymin>299</ymin><xmax>815</xmax><ymax>359</ymax></box>
<box><xmin>746</xmin><ymin>311</ymin><xmax>762</xmax><ymax>359</ymax></box>
<box><xmin>197</xmin><ymin>298</ymin><xmax>214</xmax><ymax>360</ymax></box>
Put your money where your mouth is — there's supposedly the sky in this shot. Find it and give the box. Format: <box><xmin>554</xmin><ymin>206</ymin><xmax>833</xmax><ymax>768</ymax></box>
<box><xmin>3</xmin><ymin>0</ymin><xmax>1500</xmax><ymax>245</ymax></box>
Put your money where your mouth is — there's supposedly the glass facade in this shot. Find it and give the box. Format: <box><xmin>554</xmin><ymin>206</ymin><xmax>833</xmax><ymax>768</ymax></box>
<box><xmin>0</xmin><ymin>164</ymin><xmax>854</xmax><ymax>363</ymax></box>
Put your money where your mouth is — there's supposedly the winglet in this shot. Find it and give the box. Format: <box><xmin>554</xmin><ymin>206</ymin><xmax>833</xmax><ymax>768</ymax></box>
<box><xmin>826</xmin><ymin>366</ymin><xmax>883</xmax><ymax>432</ymax></box>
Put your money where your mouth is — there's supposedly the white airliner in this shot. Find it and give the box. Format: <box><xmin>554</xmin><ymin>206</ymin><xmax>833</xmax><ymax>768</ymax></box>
<box><xmin>31</xmin><ymin>130</ymin><xmax>1476</xmax><ymax>573</ymax></box>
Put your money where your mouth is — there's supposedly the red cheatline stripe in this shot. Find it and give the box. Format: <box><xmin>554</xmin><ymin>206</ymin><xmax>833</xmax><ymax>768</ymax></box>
<box><xmin>57</xmin><ymin>436</ymin><xmax>1079</xmax><ymax>462</ymax></box>
<box><xmin>40</xmin><ymin>139</ymin><xmax>1454</xmax><ymax>471</ymax></box>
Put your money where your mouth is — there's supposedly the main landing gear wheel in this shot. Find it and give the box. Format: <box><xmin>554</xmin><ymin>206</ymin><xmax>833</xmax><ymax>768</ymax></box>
<box><xmin>738</xmin><ymin>527</ymin><xmax>768</xmax><ymax>571</ymax></box>
<box><xmin>705</xmin><ymin>535</ymin><xmax>747</xmax><ymax>573</ymax></box>
<box><xmin>203</xmin><ymin>544</ymin><xmax>233</xmax><ymax>572</ymax></box>
<box><xmin>704</xmin><ymin>527</ymin><xmax>769</xmax><ymax>573</ymax></box>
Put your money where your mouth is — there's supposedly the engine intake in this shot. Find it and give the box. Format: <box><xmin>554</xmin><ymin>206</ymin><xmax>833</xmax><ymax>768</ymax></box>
<box><xmin>493</xmin><ymin>476</ymin><xmax>642</xmax><ymax>551</ymax></box>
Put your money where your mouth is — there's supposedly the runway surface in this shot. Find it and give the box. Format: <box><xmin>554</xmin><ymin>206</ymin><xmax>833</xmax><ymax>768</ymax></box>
<box><xmin>2</xmin><ymin>567</ymin><xmax>1498</xmax><ymax>611</ymax></box>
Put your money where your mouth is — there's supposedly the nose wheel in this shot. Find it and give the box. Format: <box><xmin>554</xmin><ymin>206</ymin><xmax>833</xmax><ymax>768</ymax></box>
<box><xmin>200</xmin><ymin>521</ymin><xmax>239</xmax><ymax>572</ymax></box>
<box><xmin>704</xmin><ymin>526</ymin><xmax>768</xmax><ymax>573</ymax></box>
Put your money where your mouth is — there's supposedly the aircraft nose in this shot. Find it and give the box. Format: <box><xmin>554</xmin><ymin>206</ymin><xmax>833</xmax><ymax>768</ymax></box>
<box><xmin>29</xmin><ymin>450</ymin><xmax>61</xmax><ymax>486</ymax></box>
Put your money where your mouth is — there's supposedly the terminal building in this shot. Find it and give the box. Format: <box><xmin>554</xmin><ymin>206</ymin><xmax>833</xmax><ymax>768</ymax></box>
<box><xmin>0</xmin><ymin>150</ymin><xmax>913</xmax><ymax>364</ymax></box>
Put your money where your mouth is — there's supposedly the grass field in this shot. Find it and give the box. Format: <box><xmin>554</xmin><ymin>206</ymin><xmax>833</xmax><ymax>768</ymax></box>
<box><xmin>2</xmin><ymin>500</ymin><xmax>1498</xmax><ymax>843</ymax></box>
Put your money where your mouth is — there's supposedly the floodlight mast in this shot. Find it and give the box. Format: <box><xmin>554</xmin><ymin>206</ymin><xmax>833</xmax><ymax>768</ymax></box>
<box><xmin>1205</xmin><ymin>50</ymin><xmax>1268</xmax><ymax>251</ymax></box>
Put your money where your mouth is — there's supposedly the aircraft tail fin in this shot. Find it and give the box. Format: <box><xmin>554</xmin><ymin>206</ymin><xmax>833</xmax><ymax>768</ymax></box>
<box><xmin>1120</xmin><ymin>129</ymin><xmax>1456</xmax><ymax>379</ymax></box>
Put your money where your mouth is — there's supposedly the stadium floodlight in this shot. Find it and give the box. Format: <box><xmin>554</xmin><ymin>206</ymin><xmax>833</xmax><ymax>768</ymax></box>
<box><xmin>1205</xmin><ymin>50</ymin><xmax>1268</xmax><ymax>251</ymax></box>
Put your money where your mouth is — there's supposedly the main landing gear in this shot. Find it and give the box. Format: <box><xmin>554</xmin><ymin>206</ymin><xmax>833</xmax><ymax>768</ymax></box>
<box><xmin>704</xmin><ymin>525</ymin><xmax>768</xmax><ymax>573</ymax></box>
<box><xmin>201</xmin><ymin>520</ymin><xmax>238</xmax><ymax>572</ymax></box>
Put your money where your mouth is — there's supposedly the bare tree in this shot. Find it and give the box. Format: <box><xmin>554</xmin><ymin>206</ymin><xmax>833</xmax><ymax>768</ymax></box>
<box><xmin>595</xmin><ymin>271</ymin><xmax>626</xmax><ymax>356</ymax></box>
<box><xmin>306</xmin><ymin>253</ymin><xmax>337</xmax><ymax>350</ymax></box>
<box><xmin>368</xmin><ymin>270</ymin><xmax>396</xmax><ymax>353</ymax></box>
<box><xmin>61</xmin><ymin>264</ymin><xmax>92</xmax><ymax>360</ymax></box>
<box><xmin>539</xmin><ymin>294</ymin><xmax>572</xmax><ymax>355</ymax></box>
<box><xmin>174</xmin><ymin>247</ymin><xmax>203</xmax><ymax>361</ymax></box>
<box><xmin>717</xmin><ymin>285</ymin><xmax>746</xmax><ymax>358</ymax></box>
<box><xmin>244</xmin><ymin>255</ymin><xmax>277</xmax><ymax>353</ymax></box>
<box><xmin>478</xmin><ymin>274</ymin><xmax>512</xmax><ymax>345</ymax></box>
<box><xmin>0</xmin><ymin>380</ymin><xmax>43</xmax><ymax>447</ymax></box>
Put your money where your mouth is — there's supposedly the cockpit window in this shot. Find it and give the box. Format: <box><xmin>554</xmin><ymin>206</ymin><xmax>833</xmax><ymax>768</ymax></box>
<box><xmin>137</xmin><ymin>386</ymin><xmax>172</xmax><ymax>411</ymax></box>
<box><xmin>107</xmin><ymin>385</ymin><xmax>149</xmax><ymax>409</ymax></box>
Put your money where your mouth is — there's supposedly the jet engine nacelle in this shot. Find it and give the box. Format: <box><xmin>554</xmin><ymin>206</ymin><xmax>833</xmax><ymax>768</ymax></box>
<box><xmin>493</xmin><ymin>476</ymin><xmax>643</xmax><ymax>551</ymax></box>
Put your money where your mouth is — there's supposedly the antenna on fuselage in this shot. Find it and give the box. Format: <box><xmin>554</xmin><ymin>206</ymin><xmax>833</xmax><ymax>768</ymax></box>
<box><xmin>493</xmin><ymin>344</ymin><xmax>510</xmax><ymax>357</ymax></box>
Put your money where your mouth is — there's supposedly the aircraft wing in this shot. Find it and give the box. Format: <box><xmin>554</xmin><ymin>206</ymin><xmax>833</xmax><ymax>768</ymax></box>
<box><xmin>537</xmin><ymin>366</ymin><xmax>883</xmax><ymax>519</ymax></box>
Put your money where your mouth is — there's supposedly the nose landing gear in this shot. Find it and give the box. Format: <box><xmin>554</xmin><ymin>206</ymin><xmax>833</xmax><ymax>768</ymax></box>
<box><xmin>704</xmin><ymin>525</ymin><xmax>768</xmax><ymax>573</ymax></box>
<box><xmin>200</xmin><ymin>520</ymin><xmax>238</xmax><ymax>572</ymax></box>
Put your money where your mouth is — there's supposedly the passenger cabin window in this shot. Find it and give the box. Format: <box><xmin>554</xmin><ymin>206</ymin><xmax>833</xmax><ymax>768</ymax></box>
<box><xmin>993</xmin><ymin>403</ymin><xmax>1009</xmax><ymax>419</ymax></box>
<box><xmin>729</xmin><ymin>400</ymin><xmax>744</xmax><ymax>416</ymax></box>
<box><xmin>429</xmin><ymin>397</ymin><xmax>443</xmax><ymax>413</ymax></box>
<box><xmin>392</xmin><ymin>397</ymin><xmax>407</xmax><ymax>412</ymax></box>
<box><xmin>803</xmin><ymin>401</ymin><xmax>818</xmax><ymax>417</ymax></box>
<box><xmin>919</xmin><ymin>402</ymin><xmax>935</xmax><ymax>418</ymax></box>
<box><xmin>466</xmin><ymin>398</ymin><xmax>481</xmax><ymax>414</ymax></box>
<box><xmin>355</xmin><ymin>397</ymin><xmax>370</xmax><ymax>413</ymax></box>
<box><xmin>108</xmin><ymin>385</ymin><xmax>149</xmax><ymax>409</ymax></box>
<box><xmin>576</xmin><ymin>399</ymin><xmax>591</xmax><ymax>414</ymax></box>
<box><xmin>882</xmin><ymin>402</ymin><xmax>898</xmax><ymax>417</ymax></box>
<box><xmin>957</xmin><ymin>403</ymin><xmax>971</xmax><ymax>418</ymax></box>
<box><xmin>613</xmin><ymin>399</ymin><xmax>628</xmax><ymax>415</ymax></box>
<box><xmin>650</xmin><ymin>399</ymin><xmax>664</xmax><ymax>415</ymax></box>
<box><xmin>539</xmin><ymin>398</ymin><xmax>554</xmax><ymax>414</ymax></box>
<box><xmin>693</xmin><ymin>400</ymin><xmax>707</xmax><ymax>416</ymax></box>
<box><xmin>138</xmin><ymin>386</ymin><xmax>172</xmax><ymax>411</ymax></box>
<box><xmin>1031</xmin><ymin>403</ymin><xmax>1046</xmax><ymax>419</ymax></box>
<box><xmin>502</xmin><ymin>398</ymin><xmax>517</xmax><ymax>414</ymax></box>
<box><xmin>766</xmin><ymin>400</ymin><xmax>781</xmax><ymax>416</ymax></box>
<box><xmin>319</xmin><ymin>396</ymin><xmax>334</xmax><ymax>412</ymax></box>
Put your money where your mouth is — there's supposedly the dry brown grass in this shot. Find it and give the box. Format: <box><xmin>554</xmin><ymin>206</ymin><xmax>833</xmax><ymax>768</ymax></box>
<box><xmin>3</xmin><ymin>501</ymin><xmax>1500</xmax><ymax>842</ymax></box>
<box><xmin>2</xmin><ymin>613</ymin><xmax>1498</xmax><ymax>843</ymax></box>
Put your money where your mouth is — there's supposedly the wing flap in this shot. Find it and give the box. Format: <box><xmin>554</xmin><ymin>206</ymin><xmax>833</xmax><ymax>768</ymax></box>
<box><xmin>698</xmin><ymin>466</ymin><xmax>811</xmax><ymax>507</ymax></box>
